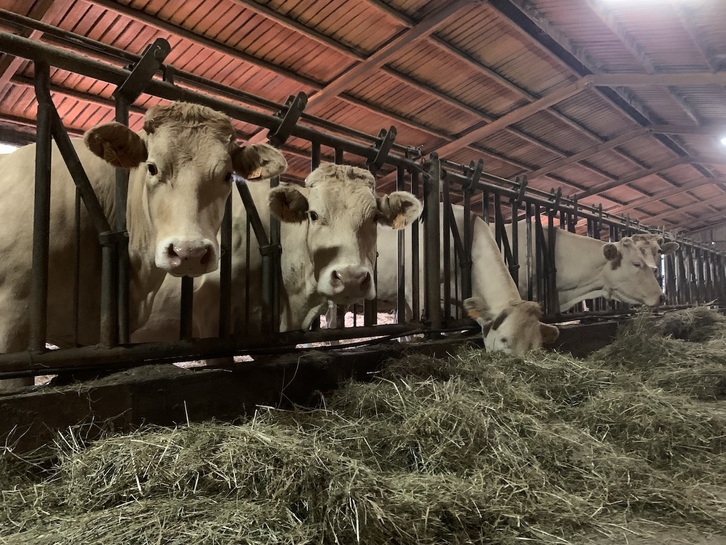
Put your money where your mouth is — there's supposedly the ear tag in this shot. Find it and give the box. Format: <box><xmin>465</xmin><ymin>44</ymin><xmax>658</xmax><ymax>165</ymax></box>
<box><xmin>392</xmin><ymin>213</ymin><xmax>407</xmax><ymax>229</ymax></box>
<box><xmin>247</xmin><ymin>167</ymin><xmax>263</xmax><ymax>179</ymax></box>
<box><xmin>466</xmin><ymin>308</ymin><xmax>481</xmax><ymax>319</ymax></box>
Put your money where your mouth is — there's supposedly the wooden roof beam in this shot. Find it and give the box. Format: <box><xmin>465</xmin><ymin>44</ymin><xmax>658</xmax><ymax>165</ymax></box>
<box><xmin>606</xmin><ymin>177</ymin><xmax>721</xmax><ymax>215</ymax></box>
<box><xmin>591</xmin><ymin>72</ymin><xmax>726</xmax><ymax>87</ymax></box>
<box><xmin>650</xmin><ymin>124</ymin><xmax>726</xmax><ymax>136</ymax></box>
<box><xmin>574</xmin><ymin>156</ymin><xmax>690</xmax><ymax>199</ymax></box>
<box><xmin>526</xmin><ymin>127</ymin><xmax>650</xmax><ymax>180</ymax></box>
<box><xmin>0</xmin><ymin>0</ymin><xmax>73</xmax><ymax>90</ymax></box>
<box><xmin>651</xmin><ymin>195</ymin><xmax>726</xmax><ymax>226</ymax></box>
<box><xmin>306</xmin><ymin>0</ymin><xmax>480</xmax><ymax>106</ymax></box>
<box><xmin>430</xmin><ymin>77</ymin><xmax>593</xmax><ymax>157</ymax></box>
<box><xmin>670</xmin><ymin>0</ymin><xmax>721</xmax><ymax>72</ymax></box>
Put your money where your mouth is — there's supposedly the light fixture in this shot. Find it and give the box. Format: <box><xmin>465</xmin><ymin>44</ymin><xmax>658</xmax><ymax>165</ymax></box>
<box><xmin>721</xmin><ymin>136</ymin><xmax>726</xmax><ymax>146</ymax></box>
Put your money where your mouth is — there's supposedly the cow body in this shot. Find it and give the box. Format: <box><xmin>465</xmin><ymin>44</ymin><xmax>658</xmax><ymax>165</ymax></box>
<box><xmin>0</xmin><ymin>102</ymin><xmax>286</xmax><ymax>388</ymax></box>
<box><xmin>373</xmin><ymin>204</ymin><xmax>559</xmax><ymax>355</ymax></box>
<box><xmin>504</xmin><ymin>224</ymin><xmax>677</xmax><ymax>311</ymax></box>
<box><xmin>131</xmin><ymin>162</ymin><xmax>422</xmax><ymax>343</ymax></box>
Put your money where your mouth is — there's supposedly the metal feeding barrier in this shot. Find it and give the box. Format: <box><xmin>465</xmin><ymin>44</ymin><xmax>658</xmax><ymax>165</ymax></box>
<box><xmin>0</xmin><ymin>27</ymin><xmax>723</xmax><ymax>382</ymax></box>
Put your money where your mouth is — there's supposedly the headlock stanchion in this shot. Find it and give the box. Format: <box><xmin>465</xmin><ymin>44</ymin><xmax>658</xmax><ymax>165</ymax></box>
<box><xmin>2</xmin><ymin>30</ymin><xmax>726</xmax><ymax>382</ymax></box>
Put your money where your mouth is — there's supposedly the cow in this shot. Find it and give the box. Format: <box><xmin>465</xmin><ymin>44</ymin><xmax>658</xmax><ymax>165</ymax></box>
<box><xmin>503</xmin><ymin>223</ymin><xmax>678</xmax><ymax>311</ymax></box>
<box><xmin>0</xmin><ymin>102</ymin><xmax>287</xmax><ymax>389</ymax></box>
<box><xmin>371</xmin><ymin>204</ymin><xmax>560</xmax><ymax>355</ymax></box>
<box><xmin>130</xmin><ymin>162</ymin><xmax>423</xmax><ymax>344</ymax></box>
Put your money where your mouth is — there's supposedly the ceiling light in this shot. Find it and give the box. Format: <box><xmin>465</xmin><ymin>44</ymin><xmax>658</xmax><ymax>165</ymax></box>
<box><xmin>721</xmin><ymin>136</ymin><xmax>726</xmax><ymax>146</ymax></box>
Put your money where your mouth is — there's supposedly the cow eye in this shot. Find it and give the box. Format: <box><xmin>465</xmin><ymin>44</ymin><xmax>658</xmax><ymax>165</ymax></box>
<box><xmin>500</xmin><ymin>337</ymin><xmax>508</xmax><ymax>344</ymax></box>
<box><xmin>225</xmin><ymin>172</ymin><xmax>233</xmax><ymax>183</ymax></box>
<box><xmin>147</xmin><ymin>163</ymin><xmax>158</xmax><ymax>176</ymax></box>
<box><xmin>633</xmin><ymin>262</ymin><xmax>642</xmax><ymax>268</ymax></box>
<box><xmin>309</xmin><ymin>211</ymin><xmax>319</xmax><ymax>222</ymax></box>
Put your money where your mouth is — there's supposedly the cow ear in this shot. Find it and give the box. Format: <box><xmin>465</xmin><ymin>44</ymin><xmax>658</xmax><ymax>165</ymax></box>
<box><xmin>376</xmin><ymin>191</ymin><xmax>423</xmax><ymax>229</ymax></box>
<box><xmin>232</xmin><ymin>143</ymin><xmax>287</xmax><ymax>180</ymax></box>
<box><xmin>602</xmin><ymin>243</ymin><xmax>620</xmax><ymax>261</ymax></box>
<box><xmin>84</xmin><ymin>122</ymin><xmax>147</xmax><ymax>169</ymax></box>
<box><xmin>540</xmin><ymin>323</ymin><xmax>560</xmax><ymax>344</ymax></box>
<box><xmin>661</xmin><ymin>241</ymin><xmax>679</xmax><ymax>255</ymax></box>
<box><xmin>269</xmin><ymin>185</ymin><xmax>309</xmax><ymax>223</ymax></box>
<box><xmin>463</xmin><ymin>297</ymin><xmax>488</xmax><ymax>319</ymax></box>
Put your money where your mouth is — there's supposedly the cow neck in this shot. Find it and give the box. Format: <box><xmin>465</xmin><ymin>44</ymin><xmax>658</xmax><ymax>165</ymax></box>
<box><xmin>470</xmin><ymin>215</ymin><xmax>523</xmax><ymax>317</ymax></box>
<box><xmin>125</xmin><ymin>169</ymin><xmax>167</xmax><ymax>331</ymax></box>
<box><xmin>277</xmin><ymin>219</ymin><xmax>325</xmax><ymax>331</ymax></box>
<box><xmin>553</xmin><ymin>229</ymin><xmax>609</xmax><ymax>310</ymax></box>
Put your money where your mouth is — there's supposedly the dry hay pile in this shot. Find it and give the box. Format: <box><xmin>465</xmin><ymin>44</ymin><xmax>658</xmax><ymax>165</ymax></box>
<box><xmin>2</xmin><ymin>308</ymin><xmax>726</xmax><ymax>544</ymax></box>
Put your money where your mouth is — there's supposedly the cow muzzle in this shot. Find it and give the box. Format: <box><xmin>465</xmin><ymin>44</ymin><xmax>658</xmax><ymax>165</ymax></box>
<box><xmin>156</xmin><ymin>237</ymin><xmax>218</xmax><ymax>276</ymax></box>
<box><xmin>326</xmin><ymin>265</ymin><xmax>374</xmax><ymax>303</ymax></box>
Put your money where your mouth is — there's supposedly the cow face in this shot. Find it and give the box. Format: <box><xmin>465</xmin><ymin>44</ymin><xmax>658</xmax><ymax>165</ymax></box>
<box><xmin>464</xmin><ymin>297</ymin><xmax>559</xmax><ymax>356</ymax></box>
<box><xmin>269</xmin><ymin>163</ymin><xmax>422</xmax><ymax>305</ymax></box>
<box><xmin>602</xmin><ymin>236</ymin><xmax>669</xmax><ymax>306</ymax></box>
<box><xmin>84</xmin><ymin>103</ymin><xmax>287</xmax><ymax>277</ymax></box>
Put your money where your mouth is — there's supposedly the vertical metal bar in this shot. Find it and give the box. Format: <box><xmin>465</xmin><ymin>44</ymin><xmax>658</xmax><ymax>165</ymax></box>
<box><xmin>424</xmin><ymin>154</ymin><xmax>441</xmax><ymax>331</ymax></box>
<box><xmin>30</xmin><ymin>61</ymin><xmax>52</xmax><ymax>353</ymax></box>
<box><xmin>310</xmin><ymin>141</ymin><xmax>321</xmax><ymax>330</ymax></box>
<box><xmin>546</xmin><ymin>208</ymin><xmax>558</xmax><ymax>315</ymax></box>
<box><xmin>525</xmin><ymin>202</ymin><xmax>534</xmax><ymax>301</ymax></box>
<box><xmin>269</xmin><ymin>174</ymin><xmax>281</xmax><ymax>334</ymax></box>
<box><xmin>72</xmin><ymin>189</ymin><xmax>81</xmax><ymax>346</ymax></box>
<box><xmin>493</xmin><ymin>193</ymin><xmax>502</xmax><ymax>248</ymax></box>
<box><xmin>411</xmin><ymin>170</ymin><xmax>420</xmax><ymax>322</ymax></box>
<box><xmin>510</xmin><ymin>197</ymin><xmax>519</xmax><ymax>288</ymax></box>
<box><xmin>179</xmin><ymin>276</ymin><xmax>194</xmax><ymax>340</ymax></box>
<box><xmin>364</xmin><ymin>162</ymin><xmax>378</xmax><ymax>328</ymax></box>
<box><xmin>218</xmin><ymin>195</ymin><xmax>233</xmax><ymax>338</ymax></box>
<box><xmin>462</xmin><ymin>185</ymin><xmax>473</xmax><ymax>300</ymax></box>
<box><xmin>441</xmin><ymin>171</ymin><xmax>451</xmax><ymax>325</ymax></box>
<box><xmin>100</xmin><ymin>242</ymin><xmax>118</xmax><ymax>346</ymax></box>
<box><xmin>396</xmin><ymin>165</ymin><xmax>407</xmax><ymax>324</ymax></box>
<box><xmin>114</xmin><ymin>95</ymin><xmax>130</xmax><ymax>344</ymax></box>
<box><xmin>534</xmin><ymin>205</ymin><xmax>545</xmax><ymax>306</ymax></box>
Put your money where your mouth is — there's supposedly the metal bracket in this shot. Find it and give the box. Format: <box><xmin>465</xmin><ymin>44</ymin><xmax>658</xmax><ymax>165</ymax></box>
<box><xmin>114</xmin><ymin>38</ymin><xmax>171</xmax><ymax>102</ymax></box>
<box><xmin>462</xmin><ymin>158</ymin><xmax>483</xmax><ymax>193</ymax></box>
<box><xmin>366</xmin><ymin>126</ymin><xmax>397</xmax><ymax>175</ymax></box>
<box><xmin>515</xmin><ymin>174</ymin><xmax>528</xmax><ymax>203</ymax></box>
<box><xmin>548</xmin><ymin>187</ymin><xmax>562</xmax><ymax>213</ymax></box>
<box><xmin>98</xmin><ymin>230</ymin><xmax>129</xmax><ymax>247</ymax></box>
<box><xmin>267</xmin><ymin>92</ymin><xmax>307</xmax><ymax>148</ymax></box>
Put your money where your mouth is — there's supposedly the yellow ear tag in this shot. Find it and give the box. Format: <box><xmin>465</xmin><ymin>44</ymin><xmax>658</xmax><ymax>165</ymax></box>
<box><xmin>391</xmin><ymin>213</ymin><xmax>407</xmax><ymax>230</ymax></box>
<box><xmin>247</xmin><ymin>167</ymin><xmax>263</xmax><ymax>179</ymax></box>
<box><xmin>102</xmin><ymin>141</ymin><xmax>120</xmax><ymax>165</ymax></box>
<box><xmin>466</xmin><ymin>308</ymin><xmax>481</xmax><ymax>319</ymax></box>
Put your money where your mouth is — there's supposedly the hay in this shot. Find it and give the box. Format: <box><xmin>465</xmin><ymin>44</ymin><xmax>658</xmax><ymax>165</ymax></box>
<box><xmin>657</xmin><ymin>305</ymin><xmax>726</xmax><ymax>342</ymax></box>
<box><xmin>3</xmin><ymin>308</ymin><xmax>726</xmax><ymax>544</ymax></box>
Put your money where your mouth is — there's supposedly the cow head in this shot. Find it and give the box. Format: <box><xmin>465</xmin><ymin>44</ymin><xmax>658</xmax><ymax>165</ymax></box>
<box><xmin>464</xmin><ymin>297</ymin><xmax>559</xmax><ymax>356</ymax></box>
<box><xmin>269</xmin><ymin>162</ymin><xmax>422</xmax><ymax>305</ymax></box>
<box><xmin>84</xmin><ymin>102</ymin><xmax>287</xmax><ymax>277</ymax></box>
<box><xmin>601</xmin><ymin>235</ymin><xmax>674</xmax><ymax>306</ymax></box>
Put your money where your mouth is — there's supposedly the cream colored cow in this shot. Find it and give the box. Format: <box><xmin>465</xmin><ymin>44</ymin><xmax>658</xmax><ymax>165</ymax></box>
<box><xmin>131</xmin><ymin>162</ymin><xmax>423</xmax><ymax>343</ymax></box>
<box><xmin>505</xmin><ymin>224</ymin><xmax>678</xmax><ymax>311</ymax></box>
<box><xmin>0</xmin><ymin>102</ymin><xmax>286</xmax><ymax>388</ymax></box>
<box><xmin>373</xmin><ymin>204</ymin><xmax>559</xmax><ymax>355</ymax></box>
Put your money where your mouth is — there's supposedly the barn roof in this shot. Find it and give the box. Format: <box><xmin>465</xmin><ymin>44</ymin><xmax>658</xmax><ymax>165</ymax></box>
<box><xmin>1</xmin><ymin>0</ymin><xmax>726</xmax><ymax>236</ymax></box>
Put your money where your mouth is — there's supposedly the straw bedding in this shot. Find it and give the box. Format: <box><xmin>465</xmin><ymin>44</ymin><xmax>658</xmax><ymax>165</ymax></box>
<box><xmin>1</xmin><ymin>307</ymin><xmax>726</xmax><ymax>544</ymax></box>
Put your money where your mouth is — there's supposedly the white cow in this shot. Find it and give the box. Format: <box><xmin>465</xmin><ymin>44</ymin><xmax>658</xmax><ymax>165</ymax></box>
<box><xmin>131</xmin><ymin>162</ymin><xmax>423</xmax><ymax>343</ymax></box>
<box><xmin>503</xmin><ymin>224</ymin><xmax>678</xmax><ymax>311</ymax></box>
<box><xmin>372</xmin><ymin>204</ymin><xmax>560</xmax><ymax>355</ymax></box>
<box><xmin>0</xmin><ymin>102</ymin><xmax>286</xmax><ymax>388</ymax></box>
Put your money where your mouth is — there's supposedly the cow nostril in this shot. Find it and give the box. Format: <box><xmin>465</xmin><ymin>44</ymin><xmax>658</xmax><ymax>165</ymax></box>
<box><xmin>200</xmin><ymin>247</ymin><xmax>211</xmax><ymax>266</ymax></box>
<box><xmin>360</xmin><ymin>271</ymin><xmax>371</xmax><ymax>288</ymax></box>
<box><xmin>167</xmin><ymin>244</ymin><xmax>178</xmax><ymax>258</ymax></box>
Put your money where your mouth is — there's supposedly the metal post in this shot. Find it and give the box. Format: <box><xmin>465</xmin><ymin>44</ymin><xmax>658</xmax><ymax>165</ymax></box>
<box><xmin>29</xmin><ymin>61</ymin><xmax>52</xmax><ymax>353</ymax></box>
<box><xmin>179</xmin><ymin>276</ymin><xmax>194</xmax><ymax>340</ymax></box>
<box><xmin>114</xmin><ymin>95</ymin><xmax>130</xmax><ymax>344</ymax></box>
<box><xmin>396</xmin><ymin>165</ymin><xmax>407</xmax><ymax>324</ymax></box>
<box><xmin>218</xmin><ymin>195</ymin><xmax>233</xmax><ymax>338</ymax></box>
<box><xmin>411</xmin><ymin>170</ymin><xmax>421</xmax><ymax>322</ymax></box>
<box><xmin>424</xmin><ymin>154</ymin><xmax>442</xmax><ymax>331</ymax></box>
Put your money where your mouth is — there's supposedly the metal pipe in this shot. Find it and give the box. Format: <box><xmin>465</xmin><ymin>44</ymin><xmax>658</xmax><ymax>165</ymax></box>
<box><xmin>442</xmin><ymin>171</ymin><xmax>452</xmax><ymax>324</ymax></box>
<box><xmin>115</xmin><ymin>95</ymin><xmax>130</xmax><ymax>344</ymax></box>
<box><xmin>424</xmin><ymin>154</ymin><xmax>442</xmax><ymax>331</ymax></box>
<box><xmin>218</xmin><ymin>195</ymin><xmax>233</xmax><ymax>338</ymax></box>
<box><xmin>411</xmin><ymin>170</ymin><xmax>421</xmax><ymax>322</ymax></box>
<box><xmin>396</xmin><ymin>166</ymin><xmax>407</xmax><ymax>324</ymax></box>
<box><xmin>179</xmin><ymin>276</ymin><xmax>194</xmax><ymax>340</ymax></box>
<box><xmin>29</xmin><ymin>61</ymin><xmax>52</xmax><ymax>353</ymax></box>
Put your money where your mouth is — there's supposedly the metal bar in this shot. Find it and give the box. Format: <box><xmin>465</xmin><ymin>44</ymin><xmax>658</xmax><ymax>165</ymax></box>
<box><xmin>396</xmin><ymin>165</ymin><xmax>407</xmax><ymax>324</ymax></box>
<box><xmin>510</xmin><ymin>197</ymin><xmax>519</xmax><ymax>287</ymax></box>
<box><xmin>424</xmin><ymin>155</ymin><xmax>442</xmax><ymax>330</ymax></box>
<box><xmin>462</xmin><ymin>182</ymin><xmax>473</xmax><ymax>300</ymax></box>
<box><xmin>218</xmin><ymin>195</ymin><xmax>233</xmax><ymax>338</ymax></box>
<box><xmin>179</xmin><ymin>276</ymin><xmax>194</xmax><ymax>340</ymax></box>
<box><xmin>72</xmin><ymin>189</ymin><xmax>81</xmax><ymax>346</ymax></box>
<box><xmin>442</xmin><ymin>171</ymin><xmax>452</xmax><ymax>324</ymax></box>
<box><xmin>411</xmin><ymin>170</ymin><xmax>421</xmax><ymax>322</ymax></box>
<box><xmin>114</xmin><ymin>95</ymin><xmax>130</xmax><ymax>345</ymax></box>
<box><xmin>29</xmin><ymin>61</ymin><xmax>52</xmax><ymax>353</ymax></box>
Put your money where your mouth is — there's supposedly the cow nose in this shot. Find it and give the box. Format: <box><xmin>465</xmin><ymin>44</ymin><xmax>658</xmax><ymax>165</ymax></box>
<box><xmin>330</xmin><ymin>266</ymin><xmax>372</xmax><ymax>299</ymax></box>
<box><xmin>158</xmin><ymin>238</ymin><xmax>217</xmax><ymax>276</ymax></box>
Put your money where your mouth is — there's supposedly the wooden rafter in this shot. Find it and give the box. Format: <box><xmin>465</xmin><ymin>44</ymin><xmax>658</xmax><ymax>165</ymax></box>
<box><xmin>651</xmin><ymin>195</ymin><xmax>726</xmax><ymax>226</ymax></box>
<box><xmin>574</xmin><ymin>156</ymin><xmax>690</xmax><ymax>199</ymax></box>
<box><xmin>607</xmin><ymin>177</ymin><xmax>720</xmax><ymax>215</ymax></box>
<box><xmin>306</xmin><ymin>0</ymin><xmax>478</xmax><ymax>106</ymax></box>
